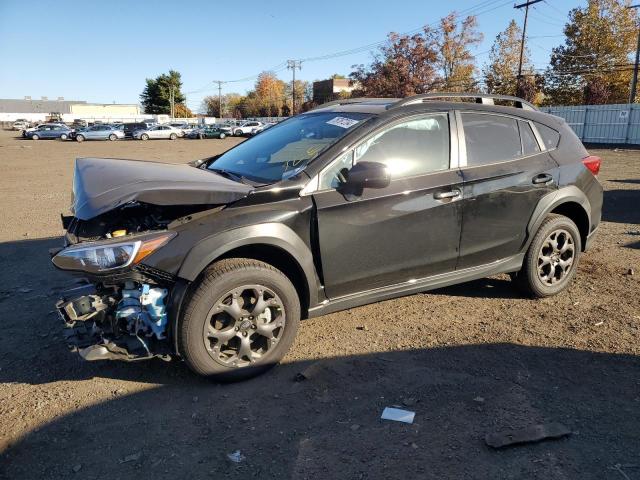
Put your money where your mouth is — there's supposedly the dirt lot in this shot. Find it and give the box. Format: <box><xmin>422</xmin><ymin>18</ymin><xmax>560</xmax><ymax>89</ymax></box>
<box><xmin>0</xmin><ymin>129</ymin><xmax>638</xmax><ymax>479</ymax></box>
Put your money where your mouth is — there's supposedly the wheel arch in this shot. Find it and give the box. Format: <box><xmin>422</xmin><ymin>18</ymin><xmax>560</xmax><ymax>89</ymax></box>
<box><xmin>526</xmin><ymin>186</ymin><xmax>592</xmax><ymax>252</ymax></box>
<box><xmin>177</xmin><ymin>223</ymin><xmax>320</xmax><ymax>317</ymax></box>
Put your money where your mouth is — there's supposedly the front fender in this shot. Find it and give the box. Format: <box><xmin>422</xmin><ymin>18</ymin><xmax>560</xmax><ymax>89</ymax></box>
<box><xmin>177</xmin><ymin>222</ymin><xmax>319</xmax><ymax>307</ymax></box>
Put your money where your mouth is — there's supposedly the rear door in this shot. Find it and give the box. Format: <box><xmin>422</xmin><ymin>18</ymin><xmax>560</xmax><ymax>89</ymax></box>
<box><xmin>456</xmin><ymin>111</ymin><xmax>559</xmax><ymax>269</ymax></box>
<box><xmin>312</xmin><ymin>112</ymin><xmax>464</xmax><ymax>298</ymax></box>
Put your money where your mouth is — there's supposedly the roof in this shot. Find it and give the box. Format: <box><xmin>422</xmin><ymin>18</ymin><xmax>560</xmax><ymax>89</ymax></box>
<box><xmin>307</xmin><ymin>93</ymin><xmax>539</xmax><ymax>115</ymax></box>
<box><xmin>0</xmin><ymin>98</ymin><xmax>86</xmax><ymax>114</ymax></box>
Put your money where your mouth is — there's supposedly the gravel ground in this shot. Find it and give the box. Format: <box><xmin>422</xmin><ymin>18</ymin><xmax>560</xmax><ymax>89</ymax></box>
<box><xmin>0</xmin><ymin>129</ymin><xmax>638</xmax><ymax>479</ymax></box>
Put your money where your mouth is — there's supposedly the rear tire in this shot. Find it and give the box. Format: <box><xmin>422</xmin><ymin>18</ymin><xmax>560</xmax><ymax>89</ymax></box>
<box><xmin>219</xmin><ymin>133</ymin><xmax>226</xmax><ymax>139</ymax></box>
<box><xmin>179</xmin><ymin>258</ymin><xmax>300</xmax><ymax>381</ymax></box>
<box><xmin>512</xmin><ymin>214</ymin><xmax>581</xmax><ymax>298</ymax></box>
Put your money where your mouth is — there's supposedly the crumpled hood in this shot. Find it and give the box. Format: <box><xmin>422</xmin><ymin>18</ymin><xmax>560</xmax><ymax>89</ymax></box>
<box><xmin>71</xmin><ymin>157</ymin><xmax>252</xmax><ymax>220</ymax></box>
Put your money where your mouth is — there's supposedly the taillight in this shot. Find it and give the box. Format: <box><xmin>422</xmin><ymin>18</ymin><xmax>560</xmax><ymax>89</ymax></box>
<box><xmin>582</xmin><ymin>155</ymin><xmax>601</xmax><ymax>176</ymax></box>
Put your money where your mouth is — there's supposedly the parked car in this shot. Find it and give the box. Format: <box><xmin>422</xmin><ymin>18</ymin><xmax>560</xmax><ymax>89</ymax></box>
<box><xmin>168</xmin><ymin>122</ymin><xmax>196</xmax><ymax>137</ymax></box>
<box><xmin>249</xmin><ymin>122</ymin><xmax>276</xmax><ymax>136</ymax></box>
<box><xmin>216</xmin><ymin>123</ymin><xmax>235</xmax><ymax>136</ymax></box>
<box><xmin>22</xmin><ymin>123</ymin><xmax>66</xmax><ymax>137</ymax></box>
<box><xmin>26</xmin><ymin>124</ymin><xmax>71</xmax><ymax>140</ymax></box>
<box><xmin>50</xmin><ymin>93</ymin><xmax>603</xmax><ymax>381</ymax></box>
<box><xmin>73</xmin><ymin>124</ymin><xmax>125</xmax><ymax>142</ymax></box>
<box><xmin>233</xmin><ymin>121</ymin><xmax>263</xmax><ymax>136</ymax></box>
<box><xmin>123</xmin><ymin>122</ymin><xmax>150</xmax><ymax>138</ymax></box>
<box><xmin>132</xmin><ymin>124</ymin><xmax>180</xmax><ymax>140</ymax></box>
<box><xmin>12</xmin><ymin>119</ymin><xmax>31</xmax><ymax>130</ymax></box>
<box><xmin>186</xmin><ymin>125</ymin><xmax>227</xmax><ymax>139</ymax></box>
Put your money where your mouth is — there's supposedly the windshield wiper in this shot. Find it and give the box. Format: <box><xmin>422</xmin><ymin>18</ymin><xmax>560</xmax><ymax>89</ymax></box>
<box><xmin>209</xmin><ymin>168</ymin><xmax>245</xmax><ymax>184</ymax></box>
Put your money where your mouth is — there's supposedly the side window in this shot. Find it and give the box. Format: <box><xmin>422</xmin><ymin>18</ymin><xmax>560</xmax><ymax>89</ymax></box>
<box><xmin>462</xmin><ymin>113</ymin><xmax>522</xmax><ymax>166</ymax></box>
<box><xmin>355</xmin><ymin>114</ymin><xmax>450</xmax><ymax>178</ymax></box>
<box><xmin>319</xmin><ymin>151</ymin><xmax>354</xmax><ymax>190</ymax></box>
<box><xmin>535</xmin><ymin>123</ymin><xmax>560</xmax><ymax>150</ymax></box>
<box><xmin>518</xmin><ymin>121</ymin><xmax>541</xmax><ymax>155</ymax></box>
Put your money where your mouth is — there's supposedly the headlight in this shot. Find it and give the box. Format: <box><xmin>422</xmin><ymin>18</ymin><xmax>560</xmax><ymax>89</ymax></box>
<box><xmin>52</xmin><ymin>232</ymin><xmax>176</xmax><ymax>273</ymax></box>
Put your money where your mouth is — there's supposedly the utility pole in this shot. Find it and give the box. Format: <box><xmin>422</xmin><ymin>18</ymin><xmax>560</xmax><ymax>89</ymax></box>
<box><xmin>287</xmin><ymin>60</ymin><xmax>302</xmax><ymax>115</ymax></box>
<box><xmin>628</xmin><ymin>4</ymin><xmax>640</xmax><ymax>103</ymax></box>
<box><xmin>169</xmin><ymin>86</ymin><xmax>175</xmax><ymax>119</ymax></box>
<box><xmin>213</xmin><ymin>80</ymin><xmax>224</xmax><ymax>118</ymax></box>
<box><xmin>514</xmin><ymin>0</ymin><xmax>543</xmax><ymax>94</ymax></box>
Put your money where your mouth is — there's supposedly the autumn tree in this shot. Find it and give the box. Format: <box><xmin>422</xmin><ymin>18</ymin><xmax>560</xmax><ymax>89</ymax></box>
<box><xmin>140</xmin><ymin>70</ymin><xmax>186</xmax><ymax>114</ymax></box>
<box><xmin>202</xmin><ymin>93</ymin><xmax>244</xmax><ymax>117</ymax></box>
<box><xmin>285</xmin><ymin>79</ymin><xmax>309</xmax><ymax>114</ymax></box>
<box><xmin>254</xmin><ymin>72</ymin><xmax>287</xmax><ymax>116</ymax></box>
<box><xmin>543</xmin><ymin>0</ymin><xmax>637</xmax><ymax>105</ymax></box>
<box><xmin>436</xmin><ymin>13</ymin><xmax>483</xmax><ymax>92</ymax></box>
<box><xmin>484</xmin><ymin>20</ymin><xmax>530</xmax><ymax>96</ymax></box>
<box><xmin>350</xmin><ymin>30</ymin><xmax>440</xmax><ymax>97</ymax></box>
<box><xmin>174</xmin><ymin>103</ymin><xmax>193</xmax><ymax>118</ymax></box>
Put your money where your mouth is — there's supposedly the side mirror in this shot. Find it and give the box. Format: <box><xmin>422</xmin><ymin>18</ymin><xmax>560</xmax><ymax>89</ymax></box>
<box><xmin>345</xmin><ymin>161</ymin><xmax>390</xmax><ymax>190</ymax></box>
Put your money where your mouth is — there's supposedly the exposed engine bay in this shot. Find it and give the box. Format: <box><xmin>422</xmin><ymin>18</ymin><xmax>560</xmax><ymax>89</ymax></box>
<box><xmin>54</xmin><ymin>203</ymin><xmax>210</xmax><ymax>361</ymax></box>
<box><xmin>57</xmin><ymin>281</ymin><xmax>171</xmax><ymax>361</ymax></box>
<box><xmin>52</xmin><ymin>156</ymin><xmax>255</xmax><ymax>362</ymax></box>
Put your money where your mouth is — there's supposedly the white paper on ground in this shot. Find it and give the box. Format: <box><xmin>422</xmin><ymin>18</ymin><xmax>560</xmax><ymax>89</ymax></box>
<box><xmin>381</xmin><ymin>407</ymin><xmax>415</xmax><ymax>424</ymax></box>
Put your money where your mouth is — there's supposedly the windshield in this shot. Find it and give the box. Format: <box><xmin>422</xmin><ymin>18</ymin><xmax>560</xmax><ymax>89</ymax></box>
<box><xmin>207</xmin><ymin>112</ymin><xmax>371</xmax><ymax>183</ymax></box>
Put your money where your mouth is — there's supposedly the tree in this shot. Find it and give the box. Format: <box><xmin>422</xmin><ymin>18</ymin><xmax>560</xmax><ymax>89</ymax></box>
<box><xmin>140</xmin><ymin>70</ymin><xmax>186</xmax><ymax>114</ymax></box>
<box><xmin>483</xmin><ymin>20</ymin><xmax>531</xmax><ymax>96</ymax></box>
<box><xmin>350</xmin><ymin>30</ymin><xmax>440</xmax><ymax>97</ymax></box>
<box><xmin>254</xmin><ymin>72</ymin><xmax>287</xmax><ymax>116</ymax></box>
<box><xmin>201</xmin><ymin>93</ymin><xmax>244</xmax><ymax>117</ymax></box>
<box><xmin>285</xmin><ymin>79</ymin><xmax>309</xmax><ymax>114</ymax></box>
<box><xmin>543</xmin><ymin>0</ymin><xmax>637</xmax><ymax>105</ymax></box>
<box><xmin>174</xmin><ymin>103</ymin><xmax>193</xmax><ymax>118</ymax></box>
<box><xmin>436</xmin><ymin>13</ymin><xmax>483</xmax><ymax>92</ymax></box>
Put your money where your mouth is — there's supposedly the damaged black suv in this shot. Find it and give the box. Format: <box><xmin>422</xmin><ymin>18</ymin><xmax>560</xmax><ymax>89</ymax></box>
<box><xmin>51</xmin><ymin>94</ymin><xmax>603</xmax><ymax>380</ymax></box>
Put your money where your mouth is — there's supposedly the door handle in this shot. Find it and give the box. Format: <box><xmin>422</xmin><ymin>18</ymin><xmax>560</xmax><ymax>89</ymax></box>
<box><xmin>532</xmin><ymin>173</ymin><xmax>554</xmax><ymax>185</ymax></box>
<box><xmin>434</xmin><ymin>189</ymin><xmax>461</xmax><ymax>200</ymax></box>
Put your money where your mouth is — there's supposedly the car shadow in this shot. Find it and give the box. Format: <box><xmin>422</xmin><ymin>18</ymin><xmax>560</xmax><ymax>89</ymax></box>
<box><xmin>1</xmin><ymin>344</ymin><xmax>639</xmax><ymax>479</ymax></box>
<box><xmin>602</xmin><ymin>189</ymin><xmax>640</xmax><ymax>224</ymax></box>
<box><xmin>431</xmin><ymin>276</ymin><xmax>521</xmax><ymax>300</ymax></box>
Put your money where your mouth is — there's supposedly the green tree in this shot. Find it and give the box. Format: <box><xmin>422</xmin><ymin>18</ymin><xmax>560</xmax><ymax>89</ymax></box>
<box><xmin>543</xmin><ymin>0</ymin><xmax>637</xmax><ymax>105</ymax></box>
<box><xmin>436</xmin><ymin>13</ymin><xmax>483</xmax><ymax>92</ymax></box>
<box><xmin>140</xmin><ymin>70</ymin><xmax>186</xmax><ymax>114</ymax></box>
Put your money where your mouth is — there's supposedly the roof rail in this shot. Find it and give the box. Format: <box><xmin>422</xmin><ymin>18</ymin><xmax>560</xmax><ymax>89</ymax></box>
<box><xmin>389</xmin><ymin>93</ymin><xmax>538</xmax><ymax>111</ymax></box>
<box><xmin>310</xmin><ymin>97</ymin><xmax>397</xmax><ymax>111</ymax></box>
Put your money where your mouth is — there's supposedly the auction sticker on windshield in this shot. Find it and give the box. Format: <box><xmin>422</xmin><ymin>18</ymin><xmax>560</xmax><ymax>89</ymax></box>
<box><xmin>326</xmin><ymin>117</ymin><xmax>360</xmax><ymax>129</ymax></box>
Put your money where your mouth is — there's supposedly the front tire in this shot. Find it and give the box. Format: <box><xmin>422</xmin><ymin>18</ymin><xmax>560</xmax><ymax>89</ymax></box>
<box><xmin>512</xmin><ymin>214</ymin><xmax>581</xmax><ymax>298</ymax></box>
<box><xmin>141</xmin><ymin>133</ymin><xmax>149</xmax><ymax>141</ymax></box>
<box><xmin>179</xmin><ymin>258</ymin><xmax>300</xmax><ymax>381</ymax></box>
<box><xmin>31</xmin><ymin>134</ymin><xmax>39</xmax><ymax>140</ymax></box>
<box><xmin>60</xmin><ymin>133</ymin><xmax>68</xmax><ymax>140</ymax></box>
<box><xmin>219</xmin><ymin>133</ymin><xmax>226</xmax><ymax>139</ymax></box>
<box><xmin>76</xmin><ymin>134</ymin><xmax>85</xmax><ymax>142</ymax></box>
<box><xmin>108</xmin><ymin>133</ymin><xmax>117</xmax><ymax>141</ymax></box>
<box><xmin>170</xmin><ymin>133</ymin><xmax>177</xmax><ymax>140</ymax></box>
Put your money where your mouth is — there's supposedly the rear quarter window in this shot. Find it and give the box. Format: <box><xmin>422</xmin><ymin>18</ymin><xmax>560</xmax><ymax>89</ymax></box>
<box><xmin>535</xmin><ymin>123</ymin><xmax>560</xmax><ymax>150</ymax></box>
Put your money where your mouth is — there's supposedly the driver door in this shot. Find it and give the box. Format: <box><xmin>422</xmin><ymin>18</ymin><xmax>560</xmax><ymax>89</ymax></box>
<box><xmin>311</xmin><ymin>113</ymin><xmax>463</xmax><ymax>299</ymax></box>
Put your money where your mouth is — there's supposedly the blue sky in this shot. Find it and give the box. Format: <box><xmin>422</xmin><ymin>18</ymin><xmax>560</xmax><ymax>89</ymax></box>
<box><xmin>0</xmin><ymin>0</ymin><xmax>586</xmax><ymax>111</ymax></box>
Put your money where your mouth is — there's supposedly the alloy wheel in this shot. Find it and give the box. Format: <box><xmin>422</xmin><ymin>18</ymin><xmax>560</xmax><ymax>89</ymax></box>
<box><xmin>203</xmin><ymin>285</ymin><xmax>286</xmax><ymax>367</ymax></box>
<box><xmin>537</xmin><ymin>229</ymin><xmax>575</xmax><ymax>285</ymax></box>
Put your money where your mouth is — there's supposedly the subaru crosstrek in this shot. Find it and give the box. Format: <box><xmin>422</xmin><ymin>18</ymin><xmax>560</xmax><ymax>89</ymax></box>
<box><xmin>51</xmin><ymin>94</ymin><xmax>603</xmax><ymax>380</ymax></box>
